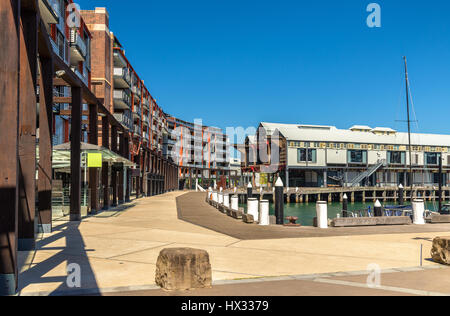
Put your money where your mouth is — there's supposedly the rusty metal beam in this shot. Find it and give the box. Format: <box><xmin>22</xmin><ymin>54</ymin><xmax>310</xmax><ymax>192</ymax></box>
<box><xmin>18</xmin><ymin>7</ymin><xmax>38</xmax><ymax>250</ymax></box>
<box><xmin>88</xmin><ymin>103</ymin><xmax>99</xmax><ymax>213</ymax></box>
<box><xmin>70</xmin><ymin>87</ymin><xmax>82</xmax><ymax>221</ymax></box>
<box><xmin>0</xmin><ymin>0</ymin><xmax>20</xmax><ymax>296</ymax></box>
<box><xmin>37</xmin><ymin>56</ymin><xmax>53</xmax><ymax>234</ymax></box>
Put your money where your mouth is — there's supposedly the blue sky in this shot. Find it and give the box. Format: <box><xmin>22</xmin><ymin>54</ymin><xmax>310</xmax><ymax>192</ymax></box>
<box><xmin>78</xmin><ymin>0</ymin><xmax>450</xmax><ymax>135</ymax></box>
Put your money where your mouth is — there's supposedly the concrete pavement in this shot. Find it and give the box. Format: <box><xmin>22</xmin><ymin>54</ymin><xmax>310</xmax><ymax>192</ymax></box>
<box><xmin>16</xmin><ymin>191</ymin><xmax>450</xmax><ymax>296</ymax></box>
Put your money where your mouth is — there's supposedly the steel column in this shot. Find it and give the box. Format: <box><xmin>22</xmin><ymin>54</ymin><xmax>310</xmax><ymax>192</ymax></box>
<box><xmin>37</xmin><ymin>57</ymin><xmax>53</xmax><ymax>233</ymax></box>
<box><xmin>70</xmin><ymin>87</ymin><xmax>82</xmax><ymax>221</ymax></box>
<box><xmin>0</xmin><ymin>0</ymin><xmax>20</xmax><ymax>295</ymax></box>
<box><xmin>18</xmin><ymin>8</ymin><xmax>38</xmax><ymax>250</ymax></box>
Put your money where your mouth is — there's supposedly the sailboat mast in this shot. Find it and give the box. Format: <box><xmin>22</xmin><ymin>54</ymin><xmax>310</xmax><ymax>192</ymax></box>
<box><xmin>404</xmin><ymin>56</ymin><xmax>413</xmax><ymax>197</ymax></box>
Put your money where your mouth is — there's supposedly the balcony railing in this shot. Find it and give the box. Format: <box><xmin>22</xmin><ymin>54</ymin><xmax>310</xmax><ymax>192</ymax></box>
<box><xmin>114</xmin><ymin>67</ymin><xmax>131</xmax><ymax>88</ymax></box>
<box><xmin>113</xmin><ymin>89</ymin><xmax>131</xmax><ymax>109</ymax></box>
<box><xmin>70</xmin><ymin>29</ymin><xmax>87</xmax><ymax>59</ymax></box>
<box><xmin>113</xmin><ymin>112</ymin><xmax>133</xmax><ymax>130</ymax></box>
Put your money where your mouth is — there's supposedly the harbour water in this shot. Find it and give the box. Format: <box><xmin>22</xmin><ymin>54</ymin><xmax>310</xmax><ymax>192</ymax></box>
<box><xmin>241</xmin><ymin>201</ymin><xmax>440</xmax><ymax>227</ymax></box>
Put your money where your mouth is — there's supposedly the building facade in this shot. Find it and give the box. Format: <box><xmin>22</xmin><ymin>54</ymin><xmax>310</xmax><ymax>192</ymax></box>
<box><xmin>165</xmin><ymin>115</ymin><xmax>234</xmax><ymax>189</ymax></box>
<box><xmin>242</xmin><ymin>122</ymin><xmax>450</xmax><ymax>188</ymax></box>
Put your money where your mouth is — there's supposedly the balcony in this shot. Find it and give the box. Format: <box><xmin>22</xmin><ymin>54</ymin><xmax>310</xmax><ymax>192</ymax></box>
<box><xmin>39</xmin><ymin>0</ymin><xmax>59</xmax><ymax>25</ymax></box>
<box><xmin>133</xmin><ymin>125</ymin><xmax>141</xmax><ymax>136</ymax></box>
<box><xmin>142</xmin><ymin>115</ymin><xmax>149</xmax><ymax>126</ymax></box>
<box><xmin>69</xmin><ymin>29</ymin><xmax>87</xmax><ymax>64</ymax></box>
<box><xmin>132</xmin><ymin>85</ymin><xmax>141</xmax><ymax>102</ymax></box>
<box><xmin>113</xmin><ymin>50</ymin><xmax>127</xmax><ymax>68</ymax></box>
<box><xmin>133</xmin><ymin>106</ymin><xmax>141</xmax><ymax>119</ymax></box>
<box><xmin>113</xmin><ymin>112</ymin><xmax>133</xmax><ymax>130</ymax></box>
<box><xmin>113</xmin><ymin>89</ymin><xmax>131</xmax><ymax>110</ymax></box>
<box><xmin>114</xmin><ymin>67</ymin><xmax>131</xmax><ymax>89</ymax></box>
<box><xmin>142</xmin><ymin>97</ymin><xmax>150</xmax><ymax>110</ymax></box>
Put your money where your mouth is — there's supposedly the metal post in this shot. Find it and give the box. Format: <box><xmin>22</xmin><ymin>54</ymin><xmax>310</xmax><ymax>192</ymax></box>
<box><xmin>0</xmin><ymin>0</ymin><xmax>20</xmax><ymax>295</ymax></box>
<box><xmin>88</xmin><ymin>103</ymin><xmax>99</xmax><ymax>212</ymax></box>
<box><xmin>275</xmin><ymin>177</ymin><xmax>284</xmax><ymax>225</ymax></box>
<box><xmin>247</xmin><ymin>182</ymin><xmax>253</xmax><ymax>202</ymax></box>
<box><xmin>343</xmin><ymin>193</ymin><xmax>348</xmax><ymax>217</ymax></box>
<box><xmin>70</xmin><ymin>87</ymin><xmax>82</xmax><ymax>221</ymax></box>
<box><xmin>37</xmin><ymin>57</ymin><xmax>53</xmax><ymax>233</ymax></box>
<box><xmin>399</xmin><ymin>184</ymin><xmax>404</xmax><ymax>206</ymax></box>
<box><xmin>18</xmin><ymin>8</ymin><xmax>38</xmax><ymax>251</ymax></box>
<box><xmin>439</xmin><ymin>154</ymin><xmax>443</xmax><ymax>213</ymax></box>
<box><xmin>374</xmin><ymin>200</ymin><xmax>382</xmax><ymax>217</ymax></box>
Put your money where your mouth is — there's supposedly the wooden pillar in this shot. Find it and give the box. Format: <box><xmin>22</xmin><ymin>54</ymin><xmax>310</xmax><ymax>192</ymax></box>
<box><xmin>102</xmin><ymin>116</ymin><xmax>110</xmax><ymax>209</ymax></box>
<box><xmin>18</xmin><ymin>8</ymin><xmax>38</xmax><ymax>250</ymax></box>
<box><xmin>0</xmin><ymin>0</ymin><xmax>20</xmax><ymax>295</ymax></box>
<box><xmin>37</xmin><ymin>57</ymin><xmax>53</xmax><ymax>234</ymax></box>
<box><xmin>70</xmin><ymin>87</ymin><xmax>82</xmax><ymax>221</ymax></box>
<box><xmin>88</xmin><ymin>104</ymin><xmax>99</xmax><ymax>212</ymax></box>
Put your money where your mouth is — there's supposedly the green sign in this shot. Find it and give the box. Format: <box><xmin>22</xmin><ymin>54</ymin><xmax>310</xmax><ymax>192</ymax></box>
<box><xmin>87</xmin><ymin>153</ymin><xmax>102</xmax><ymax>168</ymax></box>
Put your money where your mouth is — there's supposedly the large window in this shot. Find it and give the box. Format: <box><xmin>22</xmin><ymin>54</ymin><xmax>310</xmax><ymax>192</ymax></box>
<box><xmin>348</xmin><ymin>150</ymin><xmax>367</xmax><ymax>164</ymax></box>
<box><xmin>425</xmin><ymin>152</ymin><xmax>438</xmax><ymax>165</ymax></box>
<box><xmin>388</xmin><ymin>151</ymin><xmax>405</xmax><ymax>165</ymax></box>
<box><xmin>297</xmin><ymin>149</ymin><xmax>316</xmax><ymax>163</ymax></box>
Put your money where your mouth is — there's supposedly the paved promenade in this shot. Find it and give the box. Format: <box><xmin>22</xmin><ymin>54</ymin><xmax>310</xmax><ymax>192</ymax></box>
<box><xmin>17</xmin><ymin>191</ymin><xmax>450</xmax><ymax>296</ymax></box>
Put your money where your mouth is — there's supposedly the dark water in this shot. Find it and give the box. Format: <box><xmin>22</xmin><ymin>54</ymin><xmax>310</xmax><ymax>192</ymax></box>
<box><xmin>241</xmin><ymin>201</ymin><xmax>439</xmax><ymax>227</ymax></box>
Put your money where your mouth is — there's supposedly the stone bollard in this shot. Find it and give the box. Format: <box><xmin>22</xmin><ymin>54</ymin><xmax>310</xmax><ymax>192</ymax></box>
<box><xmin>155</xmin><ymin>248</ymin><xmax>212</xmax><ymax>291</ymax></box>
<box><xmin>431</xmin><ymin>237</ymin><xmax>450</xmax><ymax>265</ymax></box>
<box><xmin>247</xmin><ymin>198</ymin><xmax>259</xmax><ymax>222</ymax></box>
<box><xmin>259</xmin><ymin>200</ymin><xmax>270</xmax><ymax>226</ymax></box>
<box><xmin>231</xmin><ymin>195</ymin><xmax>239</xmax><ymax>211</ymax></box>
<box><xmin>223</xmin><ymin>194</ymin><xmax>230</xmax><ymax>208</ymax></box>
<box><xmin>412</xmin><ymin>199</ymin><xmax>425</xmax><ymax>225</ymax></box>
<box><xmin>316</xmin><ymin>201</ymin><xmax>328</xmax><ymax>229</ymax></box>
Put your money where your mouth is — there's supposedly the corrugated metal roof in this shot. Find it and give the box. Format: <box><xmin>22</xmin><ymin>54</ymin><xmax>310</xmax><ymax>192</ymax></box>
<box><xmin>260</xmin><ymin>122</ymin><xmax>450</xmax><ymax>147</ymax></box>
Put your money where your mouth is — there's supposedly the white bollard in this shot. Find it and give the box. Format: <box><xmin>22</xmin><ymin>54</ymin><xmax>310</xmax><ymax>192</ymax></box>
<box><xmin>259</xmin><ymin>200</ymin><xmax>270</xmax><ymax>226</ymax></box>
<box><xmin>316</xmin><ymin>201</ymin><xmax>328</xmax><ymax>229</ymax></box>
<box><xmin>231</xmin><ymin>195</ymin><xmax>239</xmax><ymax>211</ymax></box>
<box><xmin>218</xmin><ymin>192</ymin><xmax>224</xmax><ymax>205</ymax></box>
<box><xmin>223</xmin><ymin>194</ymin><xmax>230</xmax><ymax>208</ymax></box>
<box><xmin>247</xmin><ymin>198</ymin><xmax>259</xmax><ymax>222</ymax></box>
<box><xmin>412</xmin><ymin>199</ymin><xmax>425</xmax><ymax>225</ymax></box>
<box><xmin>212</xmin><ymin>192</ymin><xmax>218</xmax><ymax>203</ymax></box>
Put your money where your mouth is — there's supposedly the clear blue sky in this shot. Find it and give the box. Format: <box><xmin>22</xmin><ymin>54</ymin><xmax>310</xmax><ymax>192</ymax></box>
<box><xmin>78</xmin><ymin>0</ymin><xmax>450</xmax><ymax>135</ymax></box>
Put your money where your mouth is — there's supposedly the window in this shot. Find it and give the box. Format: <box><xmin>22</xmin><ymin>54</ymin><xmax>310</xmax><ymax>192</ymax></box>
<box><xmin>348</xmin><ymin>150</ymin><xmax>367</xmax><ymax>164</ymax></box>
<box><xmin>425</xmin><ymin>153</ymin><xmax>438</xmax><ymax>165</ymax></box>
<box><xmin>388</xmin><ymin>151</ymin><xmax>405</xmax><ymax>165</ymax></box>
<box><xmin>297</xmin><ymin>149</ymin><xmax>317</xmax><ymax>163</ymax></box>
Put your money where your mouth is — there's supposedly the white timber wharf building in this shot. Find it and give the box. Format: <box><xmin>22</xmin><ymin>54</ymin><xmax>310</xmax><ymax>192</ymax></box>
<box><xmin>240</xmin><ymin>122</ymin><xmax>450</xmax><ymax>188</ymax></box>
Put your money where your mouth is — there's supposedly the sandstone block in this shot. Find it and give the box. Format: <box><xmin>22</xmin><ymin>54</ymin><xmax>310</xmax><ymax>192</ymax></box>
<box><xmin>155</xmin><ymin>248</ymin><xmax>212</xmax><ymax>290</ymax></box>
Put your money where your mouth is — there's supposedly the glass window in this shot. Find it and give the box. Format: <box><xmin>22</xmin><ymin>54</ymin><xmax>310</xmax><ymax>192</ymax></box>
<box><xmin>348</xmin><ymin>150</ymin><xmax>367</xmax><ymax>164</ymax></box>
<box><xmin>425</xmin><ymin>153</ymin><xmax>438</xmax><ymax>165</ymax></box>
<box><xmin>297</xmin><ymin>149</ymin><xmax>316</xmax><ymax>163</ymax></box>
<box><xmin>389</xmin><ymin>151</ymin><xmax>404</xmax><ymax>164</ymax></box>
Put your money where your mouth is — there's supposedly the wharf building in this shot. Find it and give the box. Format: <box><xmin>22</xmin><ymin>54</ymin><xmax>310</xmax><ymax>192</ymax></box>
<box><xmin>241</xmin><ymin>122</ymin><xmax>450</xmax><ymax>188</ymax></box>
